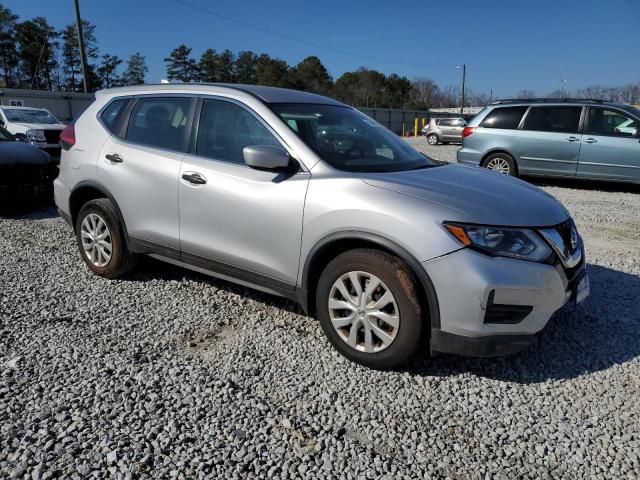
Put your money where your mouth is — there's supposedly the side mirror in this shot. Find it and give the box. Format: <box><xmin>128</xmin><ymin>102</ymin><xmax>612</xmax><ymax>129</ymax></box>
<box><xmin>14</xmin><ymin>132</ymin><xmax>26</xmax><ymax>142</ymax></box>
<box><xmin>243</xmin><ymin>145</ymin><xmax>290</xmax><ymax>171</ymax></box>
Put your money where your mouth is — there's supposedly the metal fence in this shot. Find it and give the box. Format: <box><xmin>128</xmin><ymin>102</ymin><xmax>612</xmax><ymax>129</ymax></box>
<box><xmin>0</xmin><ymin>88</ymin><xmax>94</xmax><ymax>123</ymax></box>
<box><xmin>357</xmin><ymin>107</ymin><xmax>430</xmax><ymax>134</ymax></box>
<box><xmin>0</xmin><ymin>88</ymin><xmax>480</xmax><ymax>134</ymax></box>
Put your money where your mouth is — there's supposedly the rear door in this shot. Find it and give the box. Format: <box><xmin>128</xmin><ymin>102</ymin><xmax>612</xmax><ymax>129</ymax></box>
<box><xmin>98</xmin><ymin>95</ymin><xmax>195</xmax><ymax>249</ymax></box>
<box><xmin>516</xmin><ymin>105</ymin><xmax>583</xmax><ymax>176</ymax></box>
<box><xmin>438</xmin><ymin>119</ymin><xmax>455</xmax><ymax>140</ymax></box>
<box><xmin>577</xmin><ymin>107</ymin><xmax>640</xmax><ymax>182</ymax></box>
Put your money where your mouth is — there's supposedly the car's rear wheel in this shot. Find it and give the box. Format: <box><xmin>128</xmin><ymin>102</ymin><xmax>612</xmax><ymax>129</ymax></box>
<box><xmin>483</xmin><ymin>153</ymin><xmax>517</xmax><ymax>176</ymax></box>
<box><xmin>75</xmin><ymin>199</ymin><xmax>137</xmax><ymax>278</ymax></box>
<box><xmin>427</xmin><ymin>134</ymin><xmax>439</xmax><ymax>145</ymax></box>
<box><xmin>316</xmin><ymin>249</ymin><xmax>424</xmax><ymax>369</ymax></box>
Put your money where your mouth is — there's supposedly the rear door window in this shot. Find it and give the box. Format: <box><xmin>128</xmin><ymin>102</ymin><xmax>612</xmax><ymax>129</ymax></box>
<box><xmin>438</xmin><ymin>119</ymin><xmax>453</xmax><ymax>126</ymax></box>
<box><xmin>126</xmin><ymin>97</ymin><xmax>194</xmax><ymax>152</ymax></box>
<box><xmin>480</xmin><ymin>106</ymin><xmax>528</xmax><ymax>129</ymax></box>
<box><xmin>522</xmin><ymin>106</ymin><xmax>582</xmax><ymax>133</ymax></box>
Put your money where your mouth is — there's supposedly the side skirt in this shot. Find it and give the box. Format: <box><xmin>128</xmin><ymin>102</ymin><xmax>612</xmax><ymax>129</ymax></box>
<box><xmin>129</xmin><ymin>236</ymin><xmax>307</xmax><ymax>310</ymax></box>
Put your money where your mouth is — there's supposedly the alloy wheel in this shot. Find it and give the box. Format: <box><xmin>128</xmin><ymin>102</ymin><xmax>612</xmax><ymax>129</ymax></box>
<box><xmin>427</xmin><ymin>135</ymin><xmax>438</xmax><ymax>145</ymax></box>
<box><xmin>80</xmin><ymin>213</ymin><xmax>112</xmax><ymax>267</ymax></box>
<box><xmin>486</xmin><ymin>157</ymin><xmax>511</xmax><ymax>174</ymax></box>
<box><xmin>328</xmin><ymin>271</ymin><xmax>400</xmax><ymax>353</ymax></box>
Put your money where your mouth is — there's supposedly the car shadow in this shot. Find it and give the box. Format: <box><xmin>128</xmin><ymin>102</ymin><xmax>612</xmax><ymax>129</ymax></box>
<box><xmin>410</xmin><ymin>263</ymin><xmax>640</xmax><ymax>383</ymax></box>
<box><xmin>124</xmin><ymin>256</ymin><xmax>306</xmax><ymax>316</ymax></box>
<box><xmin>0</xmin><ymin>205</ymin><xmax>58</xmax><ymax>219</ymax></box>
<box><xmin>525</xmin><ymin>176</ymin><xmax>640</xmax><ymax>194</ymax></box>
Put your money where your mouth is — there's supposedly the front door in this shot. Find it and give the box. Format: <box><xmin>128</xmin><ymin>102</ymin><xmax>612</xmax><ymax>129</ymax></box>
<box><xmin>98</xmin><ymin>96</ymin><xmax>194</xmax><ymax>249</ymax></box>
<box><xmin>577</xmin><ymin>107</ymin><xmax>640</xmax><ymax>182</ymax></box>
<box><xmin>178</xmin><ymin>98</ymin><xmax>309</xmax><ymax>287</ymax></box>
<box><xmin>516</xmin><ymin>105</ymin><xmax>583</xmax><ymax>176</ymax></box>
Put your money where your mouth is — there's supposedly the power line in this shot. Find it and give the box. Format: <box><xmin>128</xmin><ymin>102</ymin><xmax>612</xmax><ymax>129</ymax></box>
<box><xmin>170</xmin><ymin>0</ymin><xmax>452</xmax><ymax>70</ymax></box>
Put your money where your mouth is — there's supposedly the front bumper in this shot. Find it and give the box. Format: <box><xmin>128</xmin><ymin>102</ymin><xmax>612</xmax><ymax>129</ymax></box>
<box><xmin>423</xmin><ymin>248</ymin><xmax>585</xmax><ymax>356</ymax></box>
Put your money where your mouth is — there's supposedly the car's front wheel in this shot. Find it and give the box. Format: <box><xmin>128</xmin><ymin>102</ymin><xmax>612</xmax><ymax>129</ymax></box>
<box><xmin>75</xmin><ymin>198</ymin><xmax>137</xmax><ymax>278</ymax></box>
<box><xmin>427</xmin><ymin>134</ymin><xmax>439</xmax><ymax>145</ymax></box>
<box><xmin>316</xmin><ymin>249</ymin><xmax>424</xmax><ymax>369</ymax></box>
<box><xmin>483</xmin><ymin>153</ymin><xmax>517</xmax><ymax>176</ymax></box>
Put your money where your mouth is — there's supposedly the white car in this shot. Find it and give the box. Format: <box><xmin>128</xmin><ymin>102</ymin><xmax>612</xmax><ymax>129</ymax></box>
<box><xmin>0</xmin><ymin>106</ymin><xmax>65</xmax><ymax>160</ymax></box>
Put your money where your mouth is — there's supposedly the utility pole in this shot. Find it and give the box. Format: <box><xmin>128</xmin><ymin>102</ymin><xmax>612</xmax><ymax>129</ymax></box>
<box><xmin>457</xmin><ymin>64</ymin><xmax>466</xmax><ymax>115</ymax></box>
<box><xmin>73</xmin><ymin>0</ymin><xmax>90</xmax><ymax>93</ymax></box>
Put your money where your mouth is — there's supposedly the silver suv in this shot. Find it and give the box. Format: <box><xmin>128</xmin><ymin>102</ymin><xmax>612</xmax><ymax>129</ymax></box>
<box><xmin>422</xmin><ymin>117</ymin><xmax>467</xmax><ymax>145</ymax></box>
<box><xmin>54</xmin><ymin>84</ymin><xmax>588</xmax><ymax>369</ymax></box>
<box><xmin>458</xmin><ymin>98</ymin><xmax>640</xmax><ymax>182</ymax></box>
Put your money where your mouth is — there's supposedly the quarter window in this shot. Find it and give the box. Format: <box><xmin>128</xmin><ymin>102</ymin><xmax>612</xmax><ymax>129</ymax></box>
<box><xmin>196</xmin><ymin>99</ymin><xmax>280</xmax><ymax>164</ymax></box>
<box><xmin>126</xmin><ymin>97</ymin><xmax>193</xmax><ymax>151</ymax></box>
<box><xmin>480</xmin><ymin>106</ymin><xmax>528</xmax><ymax>130</ymax></box>
<box><xmin>586</xmin><ymin>108</ymin><xmax>639</xmax><ymax>137</ymax></box>
<box><xmin>100</xmin><ymin>98</ymin><xmax>129</xmax><ymax>135</ymax></box>
<box><xmin>522</xmin><ymin>106</ymin><xmax>582</xmax><ymax>133</ymax></box>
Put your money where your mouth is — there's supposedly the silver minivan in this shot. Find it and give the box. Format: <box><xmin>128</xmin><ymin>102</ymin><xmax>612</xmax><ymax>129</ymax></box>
<box><xmin>55</xmin><ymin>84</ymin><xmax>588</xmax><ymax>369</ymax></box>
<box><xmin>458</xmin><ymin>99</ymin><xmax>640</xmax><ymax>183</ymax></box>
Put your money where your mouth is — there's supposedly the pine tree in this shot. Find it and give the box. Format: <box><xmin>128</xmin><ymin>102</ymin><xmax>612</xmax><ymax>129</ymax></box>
<box><xmin>61</xmin><ymin>20</ymin><xmax>99</xmax><ymax>91</ymax></box>
<box><xmin>164</xmin><ymin>44</ymin><xmax>199</xmax><ymax>82</ymax></box>
<box><xmin>97</xmin><ymin>53</ymin><xmax>122</xmax><ymax>88</ymax></box>
<box><xmin>0</xmin><ymin>4</ymin><xmax>19</xmax><ymax>87</ymax></box>
<box><xmin>122</xmin><ymin>52</ymin><xmax>147</xmax><ymax>85</ymax></box>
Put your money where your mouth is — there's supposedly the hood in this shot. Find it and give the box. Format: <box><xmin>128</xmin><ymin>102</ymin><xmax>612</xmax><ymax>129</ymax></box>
<box><xmin>360</xmin><ymin>164</ymin><xmax>568</xmax><ymax>227</ymax></box>
<box><xmin>10</xmin><ymin>123</ymin><xmax>64</xmax><ymax>132</ymax></box>
<box><xmin>0</xmin><ymin>141</ymin><xmax>52</xmax><ymax>166</ymax></box>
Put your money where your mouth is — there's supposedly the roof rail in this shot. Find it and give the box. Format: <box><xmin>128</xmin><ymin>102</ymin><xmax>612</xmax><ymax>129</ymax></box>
<box><xmin>490</xmin><ymin>98</ymin><xmax>607</xmax><ymax>105</ymax></box>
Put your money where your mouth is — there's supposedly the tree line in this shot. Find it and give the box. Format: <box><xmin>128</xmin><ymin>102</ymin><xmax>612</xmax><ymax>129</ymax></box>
<box><xmin>1</xmin><ymin>4</ymin><xmax>638</xmax><ymax>108</ymax></box>
<box><xmin>0</xmin><ymin>4</ymin><xmax>147</xmax><ymax>91</ymax></box>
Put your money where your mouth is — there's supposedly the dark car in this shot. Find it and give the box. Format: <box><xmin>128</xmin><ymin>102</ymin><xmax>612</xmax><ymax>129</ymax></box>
<box><xmin>0</xmin><ymin>126</ymin><xmax>57</xmax><ymax>209</ymax></box>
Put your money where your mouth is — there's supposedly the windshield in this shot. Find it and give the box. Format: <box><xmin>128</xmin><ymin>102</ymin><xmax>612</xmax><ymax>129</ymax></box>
<box><xmin>270</xmin><ymin>104</ymin><xmax>434</xmax><ymax>172</ymax></box>
<box><xmin>2</xmin><ymin>108</ymin><xmax>60</xmax><ymax>125</ymax></box>
<box><xmin>0</xmin><ymin>126</ymin><xmax>13</xmax><ymax>141</ymax></box>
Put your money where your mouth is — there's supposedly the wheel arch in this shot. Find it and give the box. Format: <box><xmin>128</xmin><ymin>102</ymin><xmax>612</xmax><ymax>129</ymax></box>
<box><xmin>69</xmin><ymin>181</ymin><xmax>130</xmax><ymax>246</ymax></box>
<box><xmin>300</xmin><ymin>231</ymin><xmax>440</xmax><ymax>329</ymax></box>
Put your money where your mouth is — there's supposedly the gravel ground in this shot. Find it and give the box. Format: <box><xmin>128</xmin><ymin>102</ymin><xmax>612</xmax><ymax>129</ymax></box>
<box><xmin>2</xmin><ymin>157</ymin><xmax>639</xmax><ymax>478</ymax></box>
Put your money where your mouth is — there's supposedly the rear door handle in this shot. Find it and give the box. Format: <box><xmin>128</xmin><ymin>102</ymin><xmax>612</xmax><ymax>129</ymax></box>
<box><xmin>567</xmin><ymin>136</ymin><xmax>580</xmax><ymax>142</ymax></box>
<box><xmin>584</xmin><ymin>138</ymin><xmax>598</xmax><ymax>144</ymax></box>
<box><xmin>105</xmin><ymin>153</ymin><xmax>123</xmax><ymax>163</ymax></box>
<box><xmin>182</xmin><ymin>172</ymin><xmax>207</xmax><ymax>185</ymax></box>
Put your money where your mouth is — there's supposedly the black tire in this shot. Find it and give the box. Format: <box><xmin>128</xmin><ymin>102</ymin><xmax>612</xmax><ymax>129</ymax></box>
<box><xmin>75</xmin><ymin>198</ymin><xmax>137</xmax><ymax>279</ymax></box>
<box><xmin>482</xmin><ymin>152</ymin><xmax>517</xmax><ymax>176</ymax></box>
<box><xmin>315</xmin><ymin>248</ymin><xmax>424</xmax><ymax>370</ymax></box>
<box><xmin>427</xmin><ymin>134</ymin><xmax>439</xmax><ymax>146</ymax></box>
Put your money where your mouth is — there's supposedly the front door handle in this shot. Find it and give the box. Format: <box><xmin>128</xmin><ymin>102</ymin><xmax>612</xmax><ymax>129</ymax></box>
<box><xmin>567</xmin><ymin>136</ymin><xmax>580</xmax><ymax>142</ymax></box>
<box><xmin>105</xmin><ymin>153</ymin><xmax>123</xmax><ymax>163</ymax></box>
<box><xmin>182</xmin><ymin>172</ymin><xmax>207</xmax><ymax>185</ymax></box>
<box><xmin>584</xmin><ymin>138</ymin><xmax>598</xmax><ymax>144</ymax></box>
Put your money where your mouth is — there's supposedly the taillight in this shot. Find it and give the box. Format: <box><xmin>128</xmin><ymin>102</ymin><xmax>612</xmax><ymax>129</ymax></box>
<box><xmin>60</xmin><ymin>124</ymin><xmax>75</xmax><ymax>150</ymax></box>
<box><xmin>462</xmin><ymin>127</ymin><xmax>475</xmax><ymax>138</ymax></box>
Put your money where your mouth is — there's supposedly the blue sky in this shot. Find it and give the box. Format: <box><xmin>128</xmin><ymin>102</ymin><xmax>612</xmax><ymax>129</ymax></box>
<box><xmin>6</xmin><ymin>0</ymin><xmax>640</xmax><ymax>96</ymax></box>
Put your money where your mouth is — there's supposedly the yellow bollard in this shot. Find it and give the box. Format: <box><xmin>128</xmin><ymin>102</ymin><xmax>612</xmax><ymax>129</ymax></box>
<box><xmin>422</xmin><ymin>117</ymin><xmax>426</xmax><ymax>126</ymax></box>
<box><xmin>414</xmin><ymin>118</ymin><xmax>418</xmax><ymax>137</ymax></box>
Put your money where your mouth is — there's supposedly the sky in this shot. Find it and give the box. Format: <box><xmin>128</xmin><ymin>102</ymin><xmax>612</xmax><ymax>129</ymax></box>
<box><xmin>6</xmin><ymin>0</ymin><xmax>640</xmax><ymax>97</ymax></box>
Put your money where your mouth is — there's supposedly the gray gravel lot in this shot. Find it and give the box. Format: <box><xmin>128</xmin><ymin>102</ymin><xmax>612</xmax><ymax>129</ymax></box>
<box><xmin>1</xmin><ymin>150</ymin><xmax>639</xmax><ymax>478</ymax></box>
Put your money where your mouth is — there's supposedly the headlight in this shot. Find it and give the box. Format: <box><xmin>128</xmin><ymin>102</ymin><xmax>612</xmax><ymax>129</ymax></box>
<box><xmin>26</xmin><ymin>129</ymin><xmax>46</xmax><ymax>143</ymax></box>
<box><xmin>444</xmin><ymin>222</ymin><xmax>553</xmax><ymax>262</ymax></box>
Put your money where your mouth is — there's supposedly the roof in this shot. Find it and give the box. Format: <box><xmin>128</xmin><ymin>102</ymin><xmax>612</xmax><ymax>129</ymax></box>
<box><xmin>97</xmin><ymin>83</ymin><xmax>346</xmax><ymax>106</ymax></box>
<box><xmin>0</xmin><ymin>105</ymin><xmax>49</xmax><ymax>111</ymax></box>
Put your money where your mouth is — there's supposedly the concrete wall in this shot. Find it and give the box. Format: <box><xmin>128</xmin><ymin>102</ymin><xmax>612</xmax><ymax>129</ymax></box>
<box><xmin>0</xmin><ymin>88</ymin><xmax>95</xmax><ymax>123</ymax></box>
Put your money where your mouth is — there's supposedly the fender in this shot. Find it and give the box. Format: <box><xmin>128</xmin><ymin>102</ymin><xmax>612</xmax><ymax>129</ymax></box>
<box><xmin>69</xmin><ymin>180</ymin><xmax>131</xmax><ymax>249</ymax></box>
<box><xmin>301</xmin><ymin>230</ymin><xmax>441</xmax><ymax>329</ymax></box>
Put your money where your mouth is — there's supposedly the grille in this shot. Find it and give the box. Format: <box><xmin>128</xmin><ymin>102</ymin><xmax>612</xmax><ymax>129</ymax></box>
<box><xmin>43</xmin><ymin>129</ymin><xmax>61</xmax><ymax>144</ymax></box>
